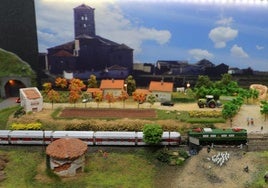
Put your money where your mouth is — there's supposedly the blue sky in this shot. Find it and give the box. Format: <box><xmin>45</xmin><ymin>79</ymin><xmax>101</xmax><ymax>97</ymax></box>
<box><xmin>35</xmin><ymin>0</ymin><xmax>268</xmax><ymax>71</ymax></box>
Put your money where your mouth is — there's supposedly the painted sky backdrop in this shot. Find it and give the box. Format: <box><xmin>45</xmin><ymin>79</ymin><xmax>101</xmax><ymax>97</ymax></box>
<box><xmin>35</xmin><ymin>0</ymin><xmax>268</xmax><ymax>71</ymax></box>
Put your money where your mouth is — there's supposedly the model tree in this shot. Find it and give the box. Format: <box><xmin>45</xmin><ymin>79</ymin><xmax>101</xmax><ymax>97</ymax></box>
<box><xmin>105</xmin><ymin>92</ymin><xmax>116</xmax><ymax>108</ymax></box>
<box><xmin>143</xmin><ymin>124</ymin><xmax>163</xmax><ymax>145</ymax></box>
<box><xmin>132</xmin><ymin>91</ymin><xmax>146</xmax><ymax>109</ymax></box>
<box><xmin>118</xmin><ymin>90</ymin><xmax>129</xmax><ymax>108</ymax></box>
<box><xmin>147</xmin><ymin>94</ymin><xmax>156</xmax><ymax>108</ymax></box>
<box><xmin>88</xmin><ymin>74</ymin><xmax>98</xmax><ymax>88</ymax></box>
<box><xmin>68</xmin><ymin>78</ymin><xmax>86</xmax><ymax>107</ymax></box>
<box><xmin>94</xmin><ymin>92</ymin><xmax>103</xmax><ymax>108</ymax></box>
<box><xmin>42</xmin><ymin>82</ymin><xmax>52</xmax><ymax>94</ymax></box>
<box><xmin>125</xmin><ymin>75</ymin><xmax>136</xmax><ymax>96</ymax></box>
<box><xmin>47</xmin><ymin>89</ymin><xmax>60</xmax><ymax>109</ymax></box>
<box><xmin>260</xmin><ymin>100</ymin><xmax>268</xmax><ymax>121</ymax></box>
<box><xmin>55</xmin><ymin>77</ymin><xmax>68</xmax><ymax>89</ymax></box>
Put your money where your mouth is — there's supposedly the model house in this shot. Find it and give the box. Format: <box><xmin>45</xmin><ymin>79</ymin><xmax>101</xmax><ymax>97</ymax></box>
<box><xmin>19</xmin><ymin>87</ymin><xmax>43</xmax><ymax>112</ymax></box>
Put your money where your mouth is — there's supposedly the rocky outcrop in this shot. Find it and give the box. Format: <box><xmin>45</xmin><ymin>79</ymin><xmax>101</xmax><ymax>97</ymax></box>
<box><xmin>250</xmin><ymin>84</ymin><xmax>267</xmax><ymax>100</ymax></box>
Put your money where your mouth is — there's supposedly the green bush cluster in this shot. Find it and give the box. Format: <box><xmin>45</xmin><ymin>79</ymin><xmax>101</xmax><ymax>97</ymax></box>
<box><xmin>11</xmin><ymin>122</ymin><xmax>42</xmax><ymax>130</ymax></box>
<box><xmin>188</xmin><ymin>110</ymin><xmax>222</xmax><ymax>118</ymax></box>
<box><xmin>13</xmin><ymin>107</ymin><xmax>25</xmax><ymax>118</ymax></box>
<box><xmin>156</xmin><ymin>148</ymin><xmax>189</xmax><ymax>166</ymax></box>
<box><xmin>143</xmin><ymin>124</ymin><xmax>163</xmax><ymax>144</ymax></box>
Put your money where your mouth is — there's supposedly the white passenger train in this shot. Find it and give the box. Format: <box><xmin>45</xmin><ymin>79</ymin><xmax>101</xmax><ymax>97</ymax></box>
<box><xmin>0</xmin><ymin>130</ymin><xmax>181</xmax><ymax>146</ymax></box>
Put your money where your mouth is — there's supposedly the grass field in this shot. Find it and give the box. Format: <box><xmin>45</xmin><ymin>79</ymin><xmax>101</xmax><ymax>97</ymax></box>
<box><xmin>0</xmin><ymin>147</ymin><xmax>169</xmax><ymax>188</ymax></box>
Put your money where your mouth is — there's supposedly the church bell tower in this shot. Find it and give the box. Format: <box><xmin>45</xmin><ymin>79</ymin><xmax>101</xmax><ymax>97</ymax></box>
<box><xmin>74</xmin><ymin>4</ymin><xmax>96</xmax><ymax>37</ymax></box>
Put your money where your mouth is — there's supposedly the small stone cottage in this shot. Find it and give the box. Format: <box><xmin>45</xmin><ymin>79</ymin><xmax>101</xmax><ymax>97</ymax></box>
<box><xmin>19</xmin><ymin>87</ymin><xmax>43</xmax><ymax>112</ymax></box>
<box><xmin>46</xmin><ymin>138</ymin><xmax>88</xmax><ymax>176</ymax></box>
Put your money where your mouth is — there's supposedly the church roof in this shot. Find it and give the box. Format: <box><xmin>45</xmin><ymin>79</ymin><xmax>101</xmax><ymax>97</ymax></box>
<box><xmin>53</xmin><ymin>50</ymin><xmax>73</xmax><ymax>57</ymax></box>
<box><xmin>75</xmin><ymin>34</ymin><xmax>95</xmax><ymax>40</ymax></box>
<box><xmin>116</xmin><ymin>43</ymin><xmax>133</xmax><ymax>50</ymax></box>
<box><xmin>108</xmin><ymin>65</ymin><xmax>128</xmax><ymax>70</ymax></box>
<box><xmin>48</xmin><ymin>41</ymin><xmax>74</xmax><ymax>51</ymax></box>
<box><xmin>74</xmin><ymin>4</ymin><xmax>94</xmax><ymax>10</ymax></box>
<box><xmin>48</xmin><ymin>35</ymin><xmax>133</xmax><ymax>52</ymax></box>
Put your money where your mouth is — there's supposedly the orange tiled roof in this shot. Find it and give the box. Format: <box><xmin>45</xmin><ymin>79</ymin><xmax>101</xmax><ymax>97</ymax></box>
<box><xmin>149</xmin><ymin>81</ymin><xmax>173</xmax><ymax>92</ymax></box>
<box><xmin>135</xmin><ymin>89</ymin><xmax>151</xmax><ymax>95</ymax></box>
<box><xmin>100</xmin><ymin>79</ymin><xmax>124</xmax><ymax>89</ymax></box>
<box><xmin>21</xmin><ymin>88</ymin><xmax>41</xmax><ymax>99</ymax></box>
<box><xmin>46</xmin><ymin>138</ymin><xmax>87</xmax><ymax>160</ymax></box>
<box><xmin>87</xmin><ymin>88</ymin><xmax>102</xmax><ymax>93</ymax></box>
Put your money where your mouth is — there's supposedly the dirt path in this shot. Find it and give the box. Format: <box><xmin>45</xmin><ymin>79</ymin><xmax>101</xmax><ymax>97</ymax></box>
<box><xmin>232</xmin><ymin>104</ymin><xmax>268</xmax><ymax>134</ymax></box>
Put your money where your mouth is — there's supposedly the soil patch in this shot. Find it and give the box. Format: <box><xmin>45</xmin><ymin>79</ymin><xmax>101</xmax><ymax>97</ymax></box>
<box><xmin>160</xmin><ymin>148</ymin><xmax>266</xmax><ymax>188</ymax></box>
<box><xmin>60</xmin><ymin>108</ymin><xmax>157</xmax><ymax>118</ymax></box>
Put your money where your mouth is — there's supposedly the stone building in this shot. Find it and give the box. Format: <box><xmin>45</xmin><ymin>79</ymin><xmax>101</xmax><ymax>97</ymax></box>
<box><xmin>149</xmin><ymin>81</ymin><xmax>174</xmax><ymax>102</ymax></box>
<box><xmin>19</xmin><ymin>87</ymin><xmax>43</xmax><ymax>113</ymax></box>
<box><xmin>47</xmin><ymin>4</ymin><xmax>133</xmax><ymax>77</ymax></box>
<box><xmin>46</xmin><ymin>138</ymin><xmax>88</xmax><ymax>177</ymax></box>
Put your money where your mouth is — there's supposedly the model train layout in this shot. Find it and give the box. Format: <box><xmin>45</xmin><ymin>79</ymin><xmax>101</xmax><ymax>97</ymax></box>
<box><xmin>0</xmin><ymin>130</ymin><xmax>181</xmax><ymax>146</ymax></box>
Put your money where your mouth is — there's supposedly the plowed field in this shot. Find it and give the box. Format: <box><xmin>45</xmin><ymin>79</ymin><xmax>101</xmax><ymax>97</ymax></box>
<box><xmin>60</xmin><ymin>108</ymin><xmax>157</xmax><ymax>118</ymax></box>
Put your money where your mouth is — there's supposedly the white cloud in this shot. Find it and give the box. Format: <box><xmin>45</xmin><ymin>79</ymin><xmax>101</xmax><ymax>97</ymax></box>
<box><xmin>35</xmin><ymin>0</ymin><xmax>171</xmax><ymax>54</ymax></box>
<box><xmin>188</xmin><ymin>49</ymin><xmax>214</xmax><ymax>60</ymax></box>
<box><xmin>230</xmin><ymin>44</ymin><xmax>249</xmax><ymax>58</ymax></box>
<box><xmin>216</xmin><ymin>17</ymin><xmax>233</xmax><ymax>26</ymax></box>
<box><xmin>256</xmin><ymin>45</ymin><xmax>264</xmax><ymax>50</ymax></box>
<box><xmin>209</xmin><ymin>26</ymin><xmax>238</xmax><ymax>48</ymax></box>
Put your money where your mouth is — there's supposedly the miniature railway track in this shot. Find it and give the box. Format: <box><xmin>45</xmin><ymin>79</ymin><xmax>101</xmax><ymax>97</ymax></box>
<box><xmin>247</xmin><ymin>133</ymin><xmax>268</xmax><ymax>151</ymax></box>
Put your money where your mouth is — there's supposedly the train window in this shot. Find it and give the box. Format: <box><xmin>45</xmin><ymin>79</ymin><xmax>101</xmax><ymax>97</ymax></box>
<box><xmin>221</xmin><ymin>134</ymin><xmax>227</xmax><ymax>137</ymax></box>
<box><xmin>203</xmin><ymin>135</ymin><xmax>209</xmax><ymax>138</ymax></box>
<box><xmin>32</xmin><ymin>138</ymin><xmax>43</xmax><ymax>141</ymax></box>
<box><xmin>229</xmin><ymin>134</ymin><xmax>235</xmax><ymax>137</ymax></box>
<box><xmin>210</xmin><ymin>135</ymin><xmax>216</xmax><ymax>137</ymax></box>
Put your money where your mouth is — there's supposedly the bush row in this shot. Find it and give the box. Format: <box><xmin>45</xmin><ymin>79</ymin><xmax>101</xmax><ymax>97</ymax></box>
<box><xmin>188</xmin><ymin>110</ymin><xmax>222</xmax><ymax>118</ymax></box>
<box><xmin>62</xmin><ymin>119</ymin><xmax>181</xmax><ymax>132</ymax></box>
<box><xmin>10</xmin><ymin>122</ymin><xmax>42</xmax><ymax>130</ymax></box>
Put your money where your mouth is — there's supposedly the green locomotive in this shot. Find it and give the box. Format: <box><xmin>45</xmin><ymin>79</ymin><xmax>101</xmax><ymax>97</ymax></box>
<box><xmin>188</xmin><ymin>128</ymin><xmax>247</xmax><ymax>145</ymax></box>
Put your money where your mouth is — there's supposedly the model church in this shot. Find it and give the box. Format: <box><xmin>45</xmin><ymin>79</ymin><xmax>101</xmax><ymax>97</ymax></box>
<box><xmin>47</xmin><ymin>4</ymin><xmax>133</xmax><ymax>79</ymax></box>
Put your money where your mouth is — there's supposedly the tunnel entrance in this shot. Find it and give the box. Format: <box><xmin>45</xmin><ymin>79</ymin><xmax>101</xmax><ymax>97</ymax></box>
<box><xmin>4</xmin><ymin>80</ymin><xmax>26</xmax><ymax>97</ymax></box>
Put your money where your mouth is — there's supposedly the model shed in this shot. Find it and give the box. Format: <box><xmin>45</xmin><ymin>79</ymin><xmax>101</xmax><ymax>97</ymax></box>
<box><xmin>19</xmin><ymin>87</ymin><xmax>43</xmax><ymax>112</ymax></box>
<box><xmin>46</xmin><ymin>138</ymin><xmax>88</xmax><ymax>176</ymax></box>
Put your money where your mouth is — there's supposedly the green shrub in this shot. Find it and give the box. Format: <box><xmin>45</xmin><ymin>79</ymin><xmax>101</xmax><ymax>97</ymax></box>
<box><xmin>156</xmin><ymin>148</ymin><xmax>189</xmax><ymax>166</ymax></box>
<box><xmin>143</xmin><ymin>124</ymin><xmax>163</xmax><ymax>145</ymax></box>
<box><xmin>156</xmin><ymin>150</ymin><xmax>170</xmax><ymax>163</ymax></box>
<box><xmin>13</xmin><ymin>107</ymin><xmax>25</xmax><ymax>118</ymax></box>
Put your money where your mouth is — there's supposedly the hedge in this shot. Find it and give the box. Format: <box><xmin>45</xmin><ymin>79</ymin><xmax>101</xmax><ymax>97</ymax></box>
<box><xmin>11</xmin><ymin>122</ymin><xmax>42</xmax><ymax>130</ymax></box>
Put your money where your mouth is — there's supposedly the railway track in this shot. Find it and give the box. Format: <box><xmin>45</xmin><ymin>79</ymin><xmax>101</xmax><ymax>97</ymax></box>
<box><xmin>247</xmin><ymin>133</ymin><xmax>268</xmax><ymax>151</ymax></box>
